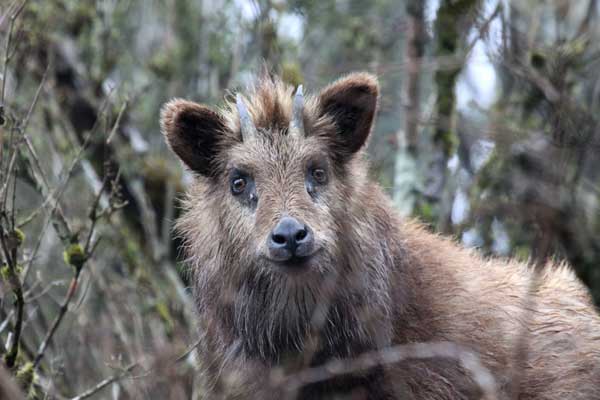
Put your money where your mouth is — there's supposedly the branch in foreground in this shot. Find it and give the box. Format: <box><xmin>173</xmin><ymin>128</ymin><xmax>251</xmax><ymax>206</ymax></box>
<box><xmin>278</xmin><ymin>341</ymin><xmax>498</xmax><ymax>400</ymax></box>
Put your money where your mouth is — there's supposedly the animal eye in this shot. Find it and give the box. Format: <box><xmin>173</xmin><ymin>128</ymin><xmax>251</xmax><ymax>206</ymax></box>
<box><xmin>311</xmin><ymin>168</ymin><xmax>327</xmax><ymax>184</ymax></box>
<box><xmin>231</xmin><ymin>177</ymin><xmax>247</xmax><ymax>194</ymax></box>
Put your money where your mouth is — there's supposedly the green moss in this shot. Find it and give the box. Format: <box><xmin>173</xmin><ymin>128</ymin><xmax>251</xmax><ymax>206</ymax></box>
<box><xmin>13</xmin><ymin>228</ymin><xmax>25</xmax><ymax>246</ymax></box>
<box><xmin>16</xmin><ymin>362</ymin><xmax>34</xmax><ymax>393</ymax></box>
<box><xmin>0</xmin><ymin>261</ymin><xmax>22</xmax><ymax>282</ymax></box>
<box><xmin>4</xmin><ymin>228</ymin><xmax>26</xmax><ymax>251</ymax></box>
<box><xmin>432</xmin><ymin>0</ymin><xmax>480</xmax><ymax>159</ymax></box>
<box><xmin>155</xmin><ymin>302</ymin><xmax>175</xmax><ymax>337</ymax></box>
<box><xmin>281</xmin><ymin>62</ymin><xmax>303</xmax><ymax>87</ymax></box>
<box><xmin>63</xmin><ymin>243</ymin><xmax>86</xmax><ymax>271</ymax></box>
<box><xmin>416</xmin><ymin>201</ymin><xmax>436</xmax><ymax>225</ymax></box>
<box><xmin>1</xmin><ymin>264</ymin><xmax>11</xmax><ymax>282</ymax></box>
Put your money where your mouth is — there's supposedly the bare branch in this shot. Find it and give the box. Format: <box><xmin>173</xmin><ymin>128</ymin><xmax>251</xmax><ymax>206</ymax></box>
<box><xmin>0</xmin><ymin>224</ymin><xmax>25</xmax><ymax>369</ymax></box>
<box><xmin>68</xmin><ymin>362</ymin><xmax>137</xmax><ymax>400</ymax></box>
<box><xmin>106</xmin><ymin>99</ymin><xmax>128</xmax><ymax>144</ymax></box>
<box><xmin>279</xmin><ymin>341</ymin><xmax>498</xmax><ymax>400</ymax></box>
<box><xmin>0</xmin><ymin>0</ymin><xmax>27</xmax><ymax>105</ymax></box>
<box><xmin>33</xmin><ymin>271</ymin><xmax>81</xmax><ymax>368</ymax></box>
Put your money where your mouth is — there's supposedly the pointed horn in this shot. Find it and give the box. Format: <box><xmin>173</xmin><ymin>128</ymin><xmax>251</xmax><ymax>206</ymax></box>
<box><xmin>289</xmin><ymin>85</ymin><xmax>305</xmax><ymax>137</ymax></box>
<box><xmin>236</xmin><ymin>94</ymin><xmax>257</xmax><ymax>141</ymax></box>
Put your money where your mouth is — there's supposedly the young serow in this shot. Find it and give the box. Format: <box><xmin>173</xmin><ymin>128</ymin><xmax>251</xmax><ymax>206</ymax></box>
<box><xmin>161</xmin><ymin>73</ymin><xmax>600</xmax><ymax>399</ymax></box>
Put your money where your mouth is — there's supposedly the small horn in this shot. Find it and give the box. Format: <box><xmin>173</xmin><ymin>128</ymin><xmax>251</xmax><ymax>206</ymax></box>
<box><xmin>289</xmin><ymin>85</ymin><xmax>304</xmax><ymax>137</ymax></box>
<box><xmin>236</xmin><ymin>94</ymin><xmax>257</xmax><ymax>141</ymax></box>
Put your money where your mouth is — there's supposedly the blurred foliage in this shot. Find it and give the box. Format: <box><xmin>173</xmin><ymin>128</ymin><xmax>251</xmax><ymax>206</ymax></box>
<box><xmin>0</xmin><ymin>0</ymin><xmax>599</xmax><ymax>398</ymax></box>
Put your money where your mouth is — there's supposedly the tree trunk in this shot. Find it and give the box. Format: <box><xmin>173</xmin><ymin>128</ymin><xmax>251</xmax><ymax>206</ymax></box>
<box><xmin>393</xmin><ymin>0</ymin><xmax>426</xmax><ymax>216</ymax></box>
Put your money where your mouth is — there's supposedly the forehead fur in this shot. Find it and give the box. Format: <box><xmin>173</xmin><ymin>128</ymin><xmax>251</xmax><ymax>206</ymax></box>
<box><xmin>220</xmin><ymin>76</ymin><xmax>321</xmax><ymax>137</ymax></box>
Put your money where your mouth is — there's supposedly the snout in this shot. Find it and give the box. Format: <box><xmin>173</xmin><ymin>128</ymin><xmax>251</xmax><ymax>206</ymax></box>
<box><xmin>267</xmin><ymin>216</ymin><xmax>315</xmax><ymax>265</ymax></box>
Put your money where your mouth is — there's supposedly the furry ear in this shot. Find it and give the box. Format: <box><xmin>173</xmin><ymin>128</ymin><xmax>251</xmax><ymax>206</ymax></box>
<box><xmin>160</xmin><ymin>99</ymin><xmax>228</xmax><ymax>176</ymax></box>
<box><xmin>318</xmin><ymin>73</ymin><xmax>379</xmax><ymax>158</ymax></box>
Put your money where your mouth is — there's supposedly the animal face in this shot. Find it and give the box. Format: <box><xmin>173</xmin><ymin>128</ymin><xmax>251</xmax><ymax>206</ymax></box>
<box><xmin>161</xmin><ymin>73</ymin><xmax>379</xmax><ymax>281</ymax></box>
<box><xmin>222</xmin><ymin>127</ymin><xmax>337</xmax><ymax>273</ymax></box>
<box><xmin>160</xmin><ymin>73</ymin><xmax>381</xmax><ymax>359</ymax></box>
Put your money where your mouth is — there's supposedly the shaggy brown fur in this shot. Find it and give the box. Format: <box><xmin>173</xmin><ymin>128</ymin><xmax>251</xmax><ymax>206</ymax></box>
<box><xmin>161</xmin><ymin>73</ymin><xmax>600</xmax><ymax>400</ymax></box>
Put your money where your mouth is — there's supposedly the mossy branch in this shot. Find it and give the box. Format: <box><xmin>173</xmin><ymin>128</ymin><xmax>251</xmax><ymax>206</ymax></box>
<box><xmin>0</xmin><ymin>225</ymin><xmax>25</xmax><ymax>369</ymax></box>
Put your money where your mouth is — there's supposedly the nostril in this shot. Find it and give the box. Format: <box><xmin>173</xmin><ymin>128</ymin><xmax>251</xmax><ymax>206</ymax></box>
<box><xmin>295</xmin><ymin>228</ymin><xmax>307</xmax><ymax>242</ymax></box>
<box><xmin>272</xmin><ymin>233</ymin><xmax>287</xmax><ymax>245</ymax></box>
<box><xmin>268</xmin><ymin>218</ymin><xmax>315</xmax><ymax>262</ymax></box>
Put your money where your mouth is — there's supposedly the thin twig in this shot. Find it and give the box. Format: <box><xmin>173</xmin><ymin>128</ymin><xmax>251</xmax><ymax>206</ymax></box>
<box><xmin>1</xmin><ymin>127</ymin><xmax>16</xmax><ymax>210</ymax></box>
<box><xmin>33</xmin><ymin>270</ymin><xmax>81</xmax><ymax>368</ymax></box>
<box><xmin>30</xmin><ymin>134</ymin><xmax>124</xmax><ymax>366</ymax></box>
<box><xmin>83</xmin><ymin>176</ymin><xmax>110</xmax><ymax>254</ymax></box>
<box><xmin>0</xmin><ymin>9</ymin><xmax>14</xmax><ymax>106</ymax></box>
<box><xmin>0</xmin><ymin>0</ymin><xmax>27</xmax><ymax>105</ymax></box>
<box><xmin>21</xmin><ymin>64</ymin><xmax>49</xmax><ymax>132</ymax></box>
<box><xmin>68</xmin><ymin>362</ymin><xmax>138</xmax><ymax>400</ymax></box>
<box><xmin>0</xmin><ymin>309</ymin><xmax>14</xmax><ymax>335</ymax></box>
<box><xmin>129</xmin><ymin>336</ymin><xmax>202</xmax><ymax>380</ymax></box>
<box><xmin>0</xmin><ymin>2</ymin><xmax>19</xmax><ymax>30</ymax></box>
<box><xmin>20</xmin><ymin>135</ymin><xmax>93</xmax><ymax>280</ymax></box>
<box><xmin>0</xmin><ymin>150</ymin><xmax>17</xmax><ymax>204</ymax></box>
<box><xmin>106</xmin><ymin>99</ymin><xmax>128</xmax><ymax>144</ymax></box>
<box><xmin>174</xmin><ymin>337</ymin><xmax>202</xmax><ymax>363</ymax></box>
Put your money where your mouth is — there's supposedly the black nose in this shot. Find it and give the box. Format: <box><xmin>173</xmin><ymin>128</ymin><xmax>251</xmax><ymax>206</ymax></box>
<box><xmin>268</xmin><ymin>216</ymin><xmax>314</xmax><ymax>262</ymax></box>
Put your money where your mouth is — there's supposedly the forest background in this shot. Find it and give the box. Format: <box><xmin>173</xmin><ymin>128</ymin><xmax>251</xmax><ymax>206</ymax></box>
<box><xmin>1</xmin><ymin>0</ymin><xmax>599</xmax><ymax>398</ymax></box>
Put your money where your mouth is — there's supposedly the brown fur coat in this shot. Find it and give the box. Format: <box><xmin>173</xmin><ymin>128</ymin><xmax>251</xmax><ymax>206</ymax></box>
<box><xmin>161</xmin><ymin>73</ymin><xmax>600</xmax><ymax>399</ymax></box>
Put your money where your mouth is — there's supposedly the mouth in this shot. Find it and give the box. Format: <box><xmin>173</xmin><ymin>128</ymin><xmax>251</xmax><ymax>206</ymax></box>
<box><xmin>263</xmin><ymin>249</ymin><xmax>322</xmax><ymax>273</ymax></box>
<box><xmin>277</xmin><ymin>255</ymin><xmax>313</xmax><ymax>269</ymax></box>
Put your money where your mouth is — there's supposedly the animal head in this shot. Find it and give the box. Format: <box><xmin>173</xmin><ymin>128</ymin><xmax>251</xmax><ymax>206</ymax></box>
<box><xmin>161</xmin><ymin>73</ymin><xmax>379</xmax><ymax>281</ymax></box>
<box><xmin>161</xmin><ymin>73</ymin><xmax>389</xmax><ymax>360</ymax></box>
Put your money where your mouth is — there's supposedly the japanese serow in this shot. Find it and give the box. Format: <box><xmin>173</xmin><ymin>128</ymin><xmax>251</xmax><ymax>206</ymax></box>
<box><xmin>161</xmin><ymin>73</ymin><xmax>600</xmax><ymax>399</ymax></box>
